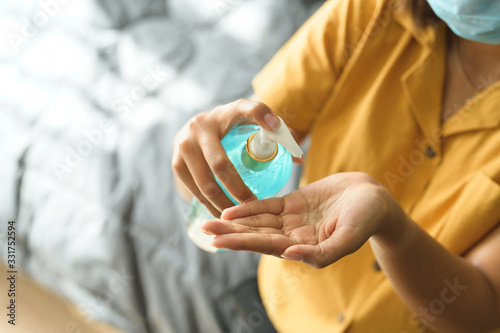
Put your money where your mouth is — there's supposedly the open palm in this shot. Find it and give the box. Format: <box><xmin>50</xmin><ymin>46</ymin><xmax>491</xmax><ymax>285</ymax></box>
<box><xmin>202</xmin><ymin>172</ymin><xmax>391</xmax><ymax>268</ymax></box>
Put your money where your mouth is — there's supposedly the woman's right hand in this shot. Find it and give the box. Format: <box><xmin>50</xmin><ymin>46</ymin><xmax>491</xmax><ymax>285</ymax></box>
<box><xmin>172</xmin><ymin>98</ymin><xmax>284</xmax><ymax>218</ymax></box>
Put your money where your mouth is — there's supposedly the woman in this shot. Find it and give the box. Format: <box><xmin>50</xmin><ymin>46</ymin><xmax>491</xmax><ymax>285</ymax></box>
<box><xmin>172</xmin><ymin>0</ymin><xmax>500</xmax><ymax>332</ymax></box>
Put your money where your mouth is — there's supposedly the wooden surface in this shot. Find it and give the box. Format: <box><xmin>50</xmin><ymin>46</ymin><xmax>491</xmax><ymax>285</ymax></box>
<box><xmin>0</xmin><ymin>263</ymin><xmax>125</xmax><ymax>333</ymax></box>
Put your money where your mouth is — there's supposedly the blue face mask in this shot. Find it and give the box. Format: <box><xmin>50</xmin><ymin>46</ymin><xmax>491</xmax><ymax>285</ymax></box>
<box><xmin>427</xmin><ymin>0</ymin><xmax>500</xmax><ymax>44</ymax></box>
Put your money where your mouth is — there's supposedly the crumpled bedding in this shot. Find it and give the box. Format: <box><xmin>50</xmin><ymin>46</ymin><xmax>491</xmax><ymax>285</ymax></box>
<box><xmin>0</xmin><ymin>0</ymin><xmax>320</xmax><ymax>332</ymax></box>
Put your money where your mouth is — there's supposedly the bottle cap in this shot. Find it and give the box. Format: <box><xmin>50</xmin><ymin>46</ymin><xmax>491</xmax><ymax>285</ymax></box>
<box><xmin>248</xmin><ymin>116</ymin><xmax>303</xmax><ymax>161</ymax></box>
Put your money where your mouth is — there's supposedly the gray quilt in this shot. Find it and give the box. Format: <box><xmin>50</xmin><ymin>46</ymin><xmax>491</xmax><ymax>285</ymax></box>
<box><xmin>0</xmin><ymin>0</ymin><xmax>320</xmax><ymax>332</ymax></box>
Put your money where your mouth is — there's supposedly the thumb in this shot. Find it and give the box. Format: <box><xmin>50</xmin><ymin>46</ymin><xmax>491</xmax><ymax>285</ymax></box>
<box><xmin>281</xmin><ymin>229</ymin><xmax>365</xmax><ymax>269</ymax></box>
<box><xmin>281</xmin><ymin>244</ymin><xmax>336</xmax><ymax>269</ymax></box>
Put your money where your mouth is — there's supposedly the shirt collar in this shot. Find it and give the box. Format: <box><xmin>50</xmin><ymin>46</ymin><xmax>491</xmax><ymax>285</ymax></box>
<box><xmin>442</xmin><ymin>83</ymin><xmax>500</xmax><ymax>137</ymax></box>
<box><xmin>392</xmin><ymin>1</ymin><xmax>444</xmax><ymax>49</ymax></box>
<box><xmin>394</xmin><ymin>3</ymin><xmax>500</xmax><ymax>138</ymax></box>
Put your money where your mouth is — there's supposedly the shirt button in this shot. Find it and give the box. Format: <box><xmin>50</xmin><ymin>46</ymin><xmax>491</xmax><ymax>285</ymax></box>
<box><xmin>426</xmin><ymin>146</ymin><xmax>436</xmax><ymax>158</ymax></box>
<box><xmin>338</xmin><ymin>313</ymin><xmax>345</xmax><ymax>323</ymax></box>
<box><xmin>373</xmin><ymin>261</ymin><xmax>381</xmax><ymax>272</ymax></box>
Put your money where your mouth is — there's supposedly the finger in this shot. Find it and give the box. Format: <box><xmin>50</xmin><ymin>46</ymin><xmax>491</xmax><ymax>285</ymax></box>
<box><xmin>282</xmin><ymin>225</ymin><xmax>367</xmax><ymax>269</ymax></box>
<box><xmin>199</xmin><ymin>131</ymin><xmax>257</xmax><ymax>204</ymax></box>
<box><xmin>183</xmin><ymin>145</ymin><xmax>235</xmax><ymax>213</ymax></box>
<box><xmin>201</xmin><ymin>219</ymin><xmax>280</xmax><ymax>235</ymax></box>
<box><xmin>221</xmin><ymin>197</ymin><xmax>285</xmax><ymax>220</ymax></box>
<box><xmin>211</xmin><ymin>233</ymin><xmax>295</xmax><ymax>256</ymax></box>
<box><xmin>204</xmin><ymin>213</ymin><xmax>283</xmax><ymax>232</ymax></box>
<box><xmin>214</xmin><ymin>99</ymin><xmax>281</xmax><ymax>133</ymax></box>
<box><xmin>292</xmin><ymin>156</ymin><xmax>305</xmax><ymax>165</ymax></box>
<box><xmin>172</xmin><ymin>156</ymin><xmax>221</xmax><ymax>217</ymax></box>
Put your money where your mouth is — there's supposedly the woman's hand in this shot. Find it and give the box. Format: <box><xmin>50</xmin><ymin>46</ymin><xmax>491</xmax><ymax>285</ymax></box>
<box><xmin>202</xmin><ymin>172</ymin><xmax>405</xmax><ymax>268</ymax></box>
<box><xmin>173</xmin><ymin>98</ymin><xmax>297</xmax><ymax>218</ymax></box>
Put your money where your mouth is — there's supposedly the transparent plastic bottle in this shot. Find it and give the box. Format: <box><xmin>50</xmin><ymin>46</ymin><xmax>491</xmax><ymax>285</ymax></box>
<box><xmin>185</xmin><ymin>117</ymin><xmax>303</xmax><ymax>252</ymax></box>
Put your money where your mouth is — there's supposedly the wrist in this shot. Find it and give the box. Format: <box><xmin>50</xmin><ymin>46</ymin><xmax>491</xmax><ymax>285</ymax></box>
<box><xmin>370</xmin><ymin>189</ymin><xmax>416</xmax><ymax>253</ymax></box>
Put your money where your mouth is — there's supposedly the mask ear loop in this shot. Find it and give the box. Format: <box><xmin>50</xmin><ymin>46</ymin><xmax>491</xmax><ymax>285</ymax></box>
<box><xmin>452</xmin><ymin>34</ymin><xmax>478</xmax><ymax>94</ymax></box>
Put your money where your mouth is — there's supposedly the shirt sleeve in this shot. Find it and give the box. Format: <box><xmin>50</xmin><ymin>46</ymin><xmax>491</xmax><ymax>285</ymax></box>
<box><xmin>252</xmin><ymin>0</ymin><xmax>383</xmax><ymax>135</ymax></box>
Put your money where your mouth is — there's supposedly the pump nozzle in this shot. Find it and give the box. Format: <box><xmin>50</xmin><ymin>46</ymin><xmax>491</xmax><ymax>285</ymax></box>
<box><xmin>247</xmin><ymin>116</ymin><xmax>303</xmax><ymax>162</ymax></box>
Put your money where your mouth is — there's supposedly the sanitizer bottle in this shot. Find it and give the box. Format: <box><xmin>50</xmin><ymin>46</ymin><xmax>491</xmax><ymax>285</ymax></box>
<box><xmin>186</xmin><ymin>116</ymin><xmax>303</xmax><ymax>252</ymax></box>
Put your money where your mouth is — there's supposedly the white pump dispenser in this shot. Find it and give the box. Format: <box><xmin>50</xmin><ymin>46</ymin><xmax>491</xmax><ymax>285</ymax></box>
<box><xmin>247</xmin><ymin>116</ymin><xmax>303</xmax><ymax>162</ymax></box>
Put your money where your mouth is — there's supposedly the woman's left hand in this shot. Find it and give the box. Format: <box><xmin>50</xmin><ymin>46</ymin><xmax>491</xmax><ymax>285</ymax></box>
<box><xmin>202</xmin><ymin>172</ymin><xmax>403</xmax><ymax>268</ymax></box>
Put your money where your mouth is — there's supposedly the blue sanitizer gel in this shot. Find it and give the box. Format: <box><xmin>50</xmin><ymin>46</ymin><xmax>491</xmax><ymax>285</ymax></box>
<box><xmin>185</xmin><ymin>118</ymin><xmax>303</xmax><ymax>253</ymax></box>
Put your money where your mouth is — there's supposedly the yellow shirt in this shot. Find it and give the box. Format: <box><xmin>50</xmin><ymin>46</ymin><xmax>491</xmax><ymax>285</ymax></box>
<box><xmin>252</xmin><ymin>0</ymin><xmax>500</xmax><ymax>332</ymax></box>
